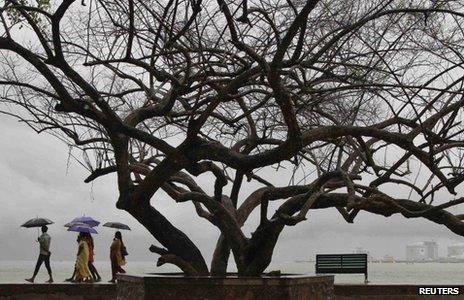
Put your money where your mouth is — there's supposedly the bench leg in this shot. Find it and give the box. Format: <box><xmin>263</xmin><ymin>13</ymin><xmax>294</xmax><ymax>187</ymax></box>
<box><xmin>364</xmin><ymin>272</ymin><xmax>368</xmax><ymax>284</ymax></box>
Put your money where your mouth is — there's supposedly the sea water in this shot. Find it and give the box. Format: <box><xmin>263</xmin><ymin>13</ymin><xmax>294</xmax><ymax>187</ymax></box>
<box><xmin>1</xmin><ymin>260</ymin><xmax>463</xmax><ymax>284</ymax></box>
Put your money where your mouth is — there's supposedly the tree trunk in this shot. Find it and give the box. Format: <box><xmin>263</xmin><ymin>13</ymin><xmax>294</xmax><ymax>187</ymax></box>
<box><xmin>241</xmin><ymin>221</ymin><xmax>284</xmax><ymax>276</ymax></box>
<box><xmin>210</xmin><ymin>234</ymin><xmax>230</xmax><ymax>276</ymax></box>
<box><xmin>128</xmin><ymin>204</ymin><xmax>209</xmax><ymax>275</ymax></box>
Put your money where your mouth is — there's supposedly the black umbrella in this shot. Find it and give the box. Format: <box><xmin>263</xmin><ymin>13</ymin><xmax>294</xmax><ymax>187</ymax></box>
<box><xmin>103</xmin><ymin>222</ymin><xmax>131</xmax><ymax>230</ymax></box>
<box><xmin>21</xmin><ymin>217</ymin><xmax>54</xmax><ymax>228</ymax></box>
<box><xmin>21</xmin><ymin>217</ymin><xmax>54</xmax><ymax>237</ymax></box>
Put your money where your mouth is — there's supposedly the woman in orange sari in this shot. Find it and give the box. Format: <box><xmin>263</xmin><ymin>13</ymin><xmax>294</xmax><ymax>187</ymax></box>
<box><xmin>109</xmin><ymin>231</ymin><xmax>126</xmax><ymax>283</ymax></box>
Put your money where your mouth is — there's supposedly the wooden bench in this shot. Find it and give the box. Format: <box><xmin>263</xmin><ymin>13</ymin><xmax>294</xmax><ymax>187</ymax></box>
<box><xmin>315</xmin><ymin>253</ymin><xmax>368</xmax><ymax>283</ymax></box>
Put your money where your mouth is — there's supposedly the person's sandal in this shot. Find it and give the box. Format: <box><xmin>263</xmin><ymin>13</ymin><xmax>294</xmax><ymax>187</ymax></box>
<box><xmin>46</xmin><ymin>279</ymin><xmax>53</xmax><ymax>283</ymax></box>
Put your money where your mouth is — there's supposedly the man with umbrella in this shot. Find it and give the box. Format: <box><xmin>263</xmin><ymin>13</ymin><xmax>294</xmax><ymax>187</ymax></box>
<box><xmin>25</xmin><ymin>225</ymin><xmax>53</xmax><ymax>283</ymax></box>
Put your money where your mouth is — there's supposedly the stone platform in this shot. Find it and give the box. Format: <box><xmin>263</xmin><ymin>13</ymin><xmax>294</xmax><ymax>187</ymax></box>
<box><xmin>1</xmin><ymin>278</ymin><xmax>463</xmax><ymax>300</ymax></box>
<box><xmin>335</xmin><ymin>284</ymin><xmax>464</xmax><ymax>300</ymax></box>
<box><xmin>0</xmin><ymin>283</ymin><xmax>116</xmax><ymax>300</ymax></box>
<box><xmin>117</xmin><ymin>274</ymin><xmax>335</xmax><ymax>300</ymax></box>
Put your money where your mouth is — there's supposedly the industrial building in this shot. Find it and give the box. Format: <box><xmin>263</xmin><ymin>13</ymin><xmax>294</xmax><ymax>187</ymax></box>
<box><xmin>447</xmin><ymin>243</ymin><xmax>464</xmax><ymax>258</ymax></box>
<box><xmin>406</xmin><ymin>241</ymin><xmax>438</xmax><ymax>261</ymax></box>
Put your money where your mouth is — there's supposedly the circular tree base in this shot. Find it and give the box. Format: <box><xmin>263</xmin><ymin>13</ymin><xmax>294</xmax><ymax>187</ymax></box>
<box><xmin>116</xmin><ymin>273</ymin><xmax>334</xmax><ymax>300</ymax></box>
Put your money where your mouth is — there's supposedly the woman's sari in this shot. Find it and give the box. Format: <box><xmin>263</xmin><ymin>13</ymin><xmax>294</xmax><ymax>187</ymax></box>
<box><xmin>110</xmin><ymin>238</ymin><xmax>126</xmax><ymax>266</ymax></box>
<box><xmin>110</xmin><ymin>238</ymin><xmax>126</xmax><ymax>280</ymax></box>
<box><xmin>75</xmin><ymin>239</ymin><xmax>91</xmax><ymax>281</ymax></box>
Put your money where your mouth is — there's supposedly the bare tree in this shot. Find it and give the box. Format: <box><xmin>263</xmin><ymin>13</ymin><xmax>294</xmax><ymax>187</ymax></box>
<box><xmin>2</xmin><ymin>0</ymin><xmax>464</xmax><ymax>276</ymax></box>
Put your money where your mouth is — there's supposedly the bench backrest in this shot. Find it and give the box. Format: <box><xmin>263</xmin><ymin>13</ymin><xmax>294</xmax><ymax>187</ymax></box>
<box><xmin>316</xmin><ymin>254</ymin><xmax>367</xmax><ymax>274</ymax></box>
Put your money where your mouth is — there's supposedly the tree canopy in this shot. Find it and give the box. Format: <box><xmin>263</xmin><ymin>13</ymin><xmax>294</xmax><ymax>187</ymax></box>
<box><xmin>2</xmin><ymin>0</ymin><xmax>464</xmax><ymax>276</ymax></box>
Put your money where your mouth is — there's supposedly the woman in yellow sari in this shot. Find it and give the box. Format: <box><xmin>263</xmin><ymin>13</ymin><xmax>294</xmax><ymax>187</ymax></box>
<box><xmin>74</xmin><ymin>233</ymin><xmax>92</xmax><ymax>282</ymax></box>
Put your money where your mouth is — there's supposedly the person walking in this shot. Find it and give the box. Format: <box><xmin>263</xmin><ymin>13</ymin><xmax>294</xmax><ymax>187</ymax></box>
<box><xmin>73</xmin><ymin>233</ymin><xmax>92</xmax><ymax>282</ymax></box>
<box><xmin>26</xmin><ymin>225</ymin><xmax>53</xmax><ymax>283</ymax></box>
<box><xmin>84</xmin><ymin>233</ymin><xmax>102</xmax><ymax>282</ymax></box>
<box><xmin>109</xmin><ymin>231</ymin><xmax>126</xmax><ymax>283</ymax></box>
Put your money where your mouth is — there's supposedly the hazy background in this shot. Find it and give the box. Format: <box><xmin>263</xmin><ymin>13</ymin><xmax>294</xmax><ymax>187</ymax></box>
<box><xmin>1</xmin><ymin>113</ymin><xmax>464</xmax><ymax>269</ymax></box>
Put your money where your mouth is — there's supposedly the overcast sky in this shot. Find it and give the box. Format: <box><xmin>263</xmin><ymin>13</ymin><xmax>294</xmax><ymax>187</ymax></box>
<box><xmin>1</xmin><ymin>113</ymin><xmax>464</xmax><ymax>269</ymax></box>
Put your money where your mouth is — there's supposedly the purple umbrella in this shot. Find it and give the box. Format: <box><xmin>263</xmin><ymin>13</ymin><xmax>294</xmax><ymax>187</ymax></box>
<box><xmin>67</xmin><ymin>215</ymin><xmax>100</xmax><ymax>227</ymax></box>
<box><xmin>67</xmin><ymin>223</ymin><xmax>98</xmax><ymax>234</ymax></box>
